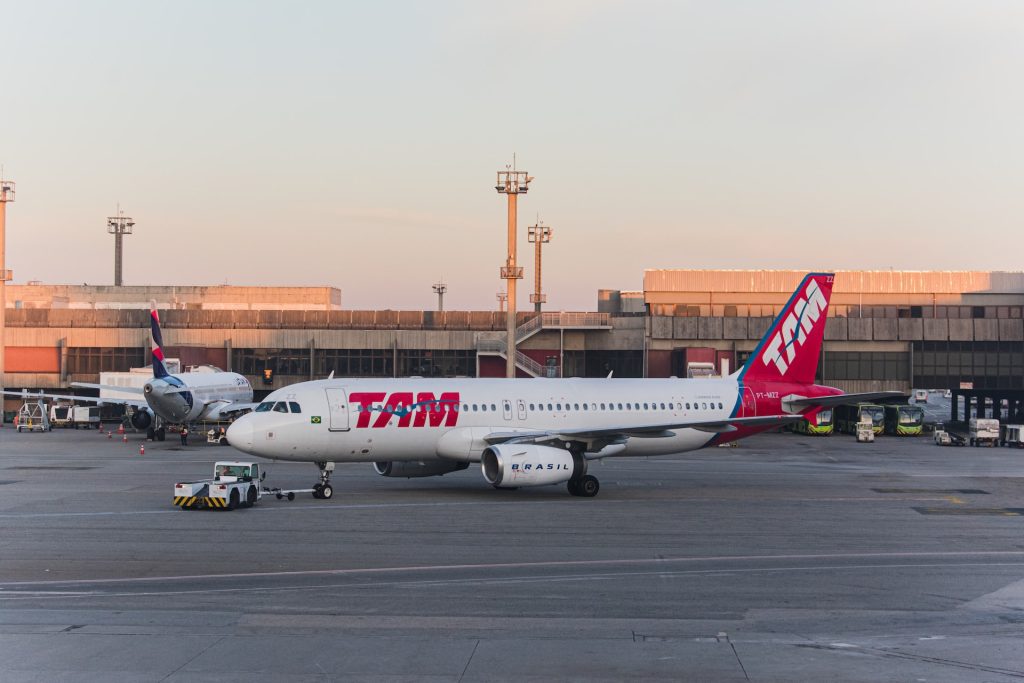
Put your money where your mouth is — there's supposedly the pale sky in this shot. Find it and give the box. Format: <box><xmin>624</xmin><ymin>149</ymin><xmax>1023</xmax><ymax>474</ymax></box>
<box><xmin>2</xmin><ymin>1</ymin><xmax>1022</xmax><ymax>310</ymax></box>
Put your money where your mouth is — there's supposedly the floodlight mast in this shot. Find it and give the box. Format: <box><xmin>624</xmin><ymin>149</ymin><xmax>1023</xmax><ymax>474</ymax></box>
<box><xmin>432</xmin><ymin>281</ymin><xmax>447</xmax><ymax>312</ymax></box>
<box><xmin>528</xmin><ymin>221</ymin><xmax>552</xmax><ymax>312</ymax></box>
<box><xmin>0</xmin><ymin>177</ymin><xmax>14</xmax><ymax>403</ymax></box>
<box><xmin>107</xmin><ymin>209</ymin><xmax>135</xmax><ymax>286</ymax></box>
<box><xmin>495</xmin><ymin>166</ymin><xmax>531</xmax><ymax>378</ymax></box>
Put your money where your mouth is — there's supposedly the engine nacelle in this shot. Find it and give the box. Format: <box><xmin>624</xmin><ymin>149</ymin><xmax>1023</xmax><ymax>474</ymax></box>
<box><xmin>373</xmin><ymin>460</ymin><xmax>469</xmax><ymax>478</ymax></box>
<box><xmin>481</xmin><ymin>444</ymin><xmax>584</xmax><ymax>488</ymax></box>
<box><xmin>130</xmin><ymin>408</ymin><xmax>153</xmax><ymax>430</ymax></box>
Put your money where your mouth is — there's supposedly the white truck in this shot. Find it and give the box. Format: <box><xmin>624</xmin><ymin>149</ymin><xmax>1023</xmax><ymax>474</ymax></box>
<box><xmin>969</xmin><ymin>418</ymin><xmax>1000</xmax><ymax>447</ymax></box>
<box><xmin>174</xmin><ymin>461</ymin><xmax>265</xmax><ymax>510</ymax></box>
<box><xmin>50</xmin><ymin>405</ymin><xmax>100</xmax><ymax>429</ymax></box>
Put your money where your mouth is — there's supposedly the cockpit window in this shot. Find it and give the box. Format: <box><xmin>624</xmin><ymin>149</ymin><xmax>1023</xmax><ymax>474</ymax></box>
<box><xmin>272</xmin><ymin>402</ymin><xmax>288</xmax><ymax>413</ymax></box>
<box><xmin>289</xmin><ymin>402</ymin><xmax>301</xmax><ymax>413</ymax></box>
<box><xmin>255</xmin><ymin>402</ymin><xmax>274</xmax><ymax>413</ymax></box>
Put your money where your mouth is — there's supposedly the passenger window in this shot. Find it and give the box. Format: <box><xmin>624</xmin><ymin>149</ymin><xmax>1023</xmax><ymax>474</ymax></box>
<box><xmin>473</xmin><ymin>404</ymin><xmax>478</xmax><ymax>412</ymax></box>
<box><xmin>273</xmin><ymin>402</ymin><xmax>288</xmax><ymax>413</ymax></box>
<box><xmin>529</xmin><ymin>403</ymin><xmax>535</xmax><ymax>411</ymax></box>
<box><xmin>617</xmin><ymin>403</ymin><xmax>623</xmax><ymax>410</ymax></box>
<box><xmin>600</xmin><ymin>403</ymin><xmax>606</xmax><ymax>410</ymax></box>
<box><xmin>573</xmin><ymin>403</ymin><xmax>579</xmax><ymax>411</ymax></box>
<box><xmin>643</xmin><ymin>403</ymin><xmax>649</xmax><ymax>410</ymax></box>
<box><xmin>556</xmin><ymin>404</ymin><xmax>562</xmax><ymax>411</ymax></box>
<box><xmin>490</xmin><ymin>404</ymin><xmax>496</xmax><ymax>411</ymax></box>
<box><xmin>289</xmin><ymin>402</ymin><xmax>301</xmax><ymax>413</ymax></box>
<box><xmin>583</xmin><ymin>404</ymin><xmax>588</xmax><ymax>411</ymax></box>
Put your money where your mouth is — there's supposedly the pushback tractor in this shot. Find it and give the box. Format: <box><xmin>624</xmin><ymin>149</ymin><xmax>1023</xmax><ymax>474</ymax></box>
<box><xmin>173</xmin><ymin>461</ymin><xmax>312</xmax><ymax>509</ymax></box>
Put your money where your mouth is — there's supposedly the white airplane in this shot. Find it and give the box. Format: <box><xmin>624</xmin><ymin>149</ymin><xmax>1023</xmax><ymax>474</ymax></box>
<box><xmin>4</xmin><ymin>304</ymin><xmax>255</xmax><ymax>440</ymax></box>
<box><xmin>227</xmin><ymin>273</ymin><xmax>902</xmax><ymax>499</ymax></box>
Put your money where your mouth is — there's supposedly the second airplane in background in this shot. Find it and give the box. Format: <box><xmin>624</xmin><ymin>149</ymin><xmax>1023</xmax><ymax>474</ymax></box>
<box><xmin>5</xmin><ymin>304</ymin><xmax>255</xmax><ymax>440</ymax></box>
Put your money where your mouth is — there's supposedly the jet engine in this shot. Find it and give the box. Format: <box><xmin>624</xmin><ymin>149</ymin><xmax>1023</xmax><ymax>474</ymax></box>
<box><xmin>481</xmin><ymin>444</ymin><xmax>585</xmax><ymax>488</ymax></box>
<box><xmin>129</xmin><ymin>407</ymin><xmax>153</xmax><ymax>430</ymax></box>
<box><xmin>373</xmin><ymin>461</ymin><xmax>470</xmax><ymax>478</ymax></box>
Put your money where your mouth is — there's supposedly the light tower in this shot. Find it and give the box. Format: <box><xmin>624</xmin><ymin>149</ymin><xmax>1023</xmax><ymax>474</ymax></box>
<box><xmin>527</xmin><ymin>220</ymin><xmax>553</xmax><ymax>313</ymax></box>
<box><xmin>496</xmin><ymin>292</ymin><xmax>507</xmax><ymax>312</ymax></box>
<box><xmin>432</xmin><ymin>280</ymin><xmax>447</xmax><ymax>312</ymax></box>
<box><xmin>0</xmin><ymin>177</ymin><xmax>13</xmax><ymax>404</ymax></box>
<box><xmin>107</xmin><ymin>209</ymin><xmax>134</xmax><ymax>286</ymax></box>
<box><xmin>495</xmin><ymin>164</ymin><xmax>532</xmax><ymax>378</ymax></box>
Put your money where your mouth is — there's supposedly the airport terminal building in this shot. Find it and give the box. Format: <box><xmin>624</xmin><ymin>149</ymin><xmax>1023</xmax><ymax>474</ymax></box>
<box><xmin>3</xmin><ymin>271</ymin><xmax>1023</xmax><ymax>411</ymax></box>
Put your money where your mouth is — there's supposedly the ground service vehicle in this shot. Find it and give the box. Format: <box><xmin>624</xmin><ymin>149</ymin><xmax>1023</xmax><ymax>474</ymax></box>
<box><xmin>884</xmin><ymin>404</ymin><xmax>925</xmax><ymax>436</ymax></box>
<box><xmin>15</xmin><ymin>401</ymin><xmax>50</xmax><ymax>432</ymax></box>
<box><xmin>969</xmin><ymin>418</ymin><xmax>1000</xmax><ymax>447</ymax></box>
<box><xmin>836</xmin><ymin>403</ymin><xmax>885</xmax><ymax>435</ymax></box>
<box><xmin>856</xmin><ymin>419</ymin><xmax>875</xmax><ymax>443</ymax></box>
<box><xmin>934</xmin><ymin>423</ymin><xmax>966</xmax><ymax>446</ymax></box>
<box><xmin>1000</xmin><ymin>424</ymin><xmax>1024</xmax><ymax>448</ymax></box>
<box><xmin>792</xmin><ymin>408</ymin><xmax>833</xmax><ymax>435</ymax></box>
<box><xmin>173</xmin><ymin>461</ymin><xmax>265</xmax><ymax>510</ymax></box>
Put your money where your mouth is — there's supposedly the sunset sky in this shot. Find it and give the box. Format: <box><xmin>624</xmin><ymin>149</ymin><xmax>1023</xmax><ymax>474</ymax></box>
<box><xmin>2</xmin><ymin>1</ymin><xmax>1022</xmax><ymax>310</ymax></box>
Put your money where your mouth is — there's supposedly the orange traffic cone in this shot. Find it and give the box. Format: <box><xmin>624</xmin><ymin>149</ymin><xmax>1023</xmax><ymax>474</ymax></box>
<box><xmin>117</xmin><ymin>424</ymin><xmax>124</xmax><ymax>435</ymax></box>
<box><xmin>122</xmin><ymin>433</ymin><xmax>128</xmax><ymax>443</ymax></box>
<box><xmin>139</xmin><ymin>444</ymin><xmax>145</xmax><ymax>456</ymax></box>
<box><xmin>108</xmin><ymin>431</ymin><xmax>112</xmax><ymax>439</ymax></box>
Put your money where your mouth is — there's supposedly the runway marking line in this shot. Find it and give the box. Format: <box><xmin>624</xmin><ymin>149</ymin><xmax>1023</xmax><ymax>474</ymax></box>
<box><xmin>1</xmin><ymin>551</ymin><xmax>1024</xmax><ymax>589</ymax></box>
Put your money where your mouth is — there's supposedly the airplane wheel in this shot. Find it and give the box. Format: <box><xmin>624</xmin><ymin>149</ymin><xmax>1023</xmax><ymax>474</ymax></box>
<box><xmin>287</xmin><ymin>492</ymin><xmax>295</xmax><ymax>501</ymax></box>
<box><xmin>312</xmin><ymin>484</ymin><xmax>323</xmax><ymax>499</ymax></box>
<box><xmin>567</xmin><ymin>479</ymin><xmax>581</xmax><ymax>496</ymax></box>
<box><xmin>578</xmin><ymin>475</ymin><xmax>600</xmax><ymax>498</ymax></box>
<box><xmin>146</xmin><ymin>427</ymin><xmax>155</xmax><ymax>440</ymax></box>
<box><xmin>276</xmin><ymin>493</ymin><xmax>283</xmax><ymax>500</ymax></box>
<box><xmin>156</xmin><ymin>428</ymin><xmax>166</xmax><ymax>442</ymax></box>
<box><xmin>320</xmin><ymin>484</ymin><xmax>333</xmax><ymax>500</ymax></box>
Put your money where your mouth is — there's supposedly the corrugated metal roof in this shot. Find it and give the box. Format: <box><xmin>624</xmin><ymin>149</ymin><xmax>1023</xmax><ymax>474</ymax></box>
<box><xmin>643</xmin><ymin>270</ymin><xmax>1024</xmax><ymax>294</ymax></box>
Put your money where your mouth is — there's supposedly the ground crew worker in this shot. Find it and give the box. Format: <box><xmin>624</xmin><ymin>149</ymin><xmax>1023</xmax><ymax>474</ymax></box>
<box><xmin>180</xmin><ymin>426</ymin><xmax>189</xmax><ymax>446</ymax></box>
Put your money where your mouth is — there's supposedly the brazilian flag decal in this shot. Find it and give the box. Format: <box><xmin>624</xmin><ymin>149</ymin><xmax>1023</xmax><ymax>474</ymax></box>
<box><xmin>311</xmin><ymin>416</ymin><xmax>322</xmax><ymax>424</ymax></box>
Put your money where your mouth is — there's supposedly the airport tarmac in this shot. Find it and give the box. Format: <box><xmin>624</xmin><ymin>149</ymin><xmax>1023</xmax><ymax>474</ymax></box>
<box><xmin>1</xmin><ymin>426</ymin><xmax>1023</xmax><ymax>681</ymax></box>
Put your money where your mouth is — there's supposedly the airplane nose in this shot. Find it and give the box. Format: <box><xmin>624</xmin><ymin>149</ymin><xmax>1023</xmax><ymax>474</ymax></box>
<box><xmin>226</xmin><ymin>419</ymin><xmax>254</xmax><ymax>452</ymax></box>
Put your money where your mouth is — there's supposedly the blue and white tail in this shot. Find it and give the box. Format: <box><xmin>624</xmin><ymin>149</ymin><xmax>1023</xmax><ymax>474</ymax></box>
<box><xmin>150</xmin><ymin>301</ymin><xmax>170</xmax><ymax>379</ymax></box>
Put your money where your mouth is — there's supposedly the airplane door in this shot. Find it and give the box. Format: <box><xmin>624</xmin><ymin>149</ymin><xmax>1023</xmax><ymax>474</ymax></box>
<box><xmin>325</xmin><ymin>388</ymin><xmax>350</xmax><ymax>431</ymax></box>
<box><xmin>517</xmin><ymin>399</ymin><xmax>527</xmax><ymax>421</ymax></box>
<box><xmin>502</xmin><ymin>399</ymin><xmax>513</xmax><ymax>421</ymax></box>
<box><xmin>741</xmin><ymin>386</ymin><xmax>757</xmax><ymax>417</ymax></box>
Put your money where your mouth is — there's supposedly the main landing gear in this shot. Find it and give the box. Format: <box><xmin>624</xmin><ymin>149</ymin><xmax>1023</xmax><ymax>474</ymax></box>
<box><xmin>566</xmin><ymin>446</ymin><xmax>600</xmax><ymax>498</ymax></box>
<box><xmin>312</xmin><ymin>461</ymin><xmax>335</xmax><ymax>499</ymax></box>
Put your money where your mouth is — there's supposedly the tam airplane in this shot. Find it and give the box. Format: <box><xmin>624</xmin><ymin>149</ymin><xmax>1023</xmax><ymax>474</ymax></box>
<box><xmin>5</xmin><ymin>304</ymin><xmax>255</xmax><ymax>440</ymax></box>
<box><xmin>227</xmin><ymin>273</ymin><xmax>900</xmax><ymax>498</ymax></box>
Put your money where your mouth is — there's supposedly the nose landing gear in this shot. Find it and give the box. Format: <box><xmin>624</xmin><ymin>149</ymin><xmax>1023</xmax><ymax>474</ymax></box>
<box><xmin>312</xmin><ymin>461</ymin><xmax>335</xmax><ymax>499</ymax></box>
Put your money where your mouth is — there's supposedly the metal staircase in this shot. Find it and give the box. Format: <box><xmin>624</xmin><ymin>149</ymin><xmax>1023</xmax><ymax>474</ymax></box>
<box><xmin>475</xmin><ymin>313</ymin><xmax>611</xmax><ymax>377</ymax></box>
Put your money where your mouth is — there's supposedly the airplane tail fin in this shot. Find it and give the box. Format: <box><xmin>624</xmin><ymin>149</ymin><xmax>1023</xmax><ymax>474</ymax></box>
<box><xmin>149</xmin><ymin>301</ymin><xmax>170</xmax><ymax>379</ymax></box>
<box><xmin>737</xmin><ymin>273</ymin><xmax>834</xmax><ymax>386</ymax></box>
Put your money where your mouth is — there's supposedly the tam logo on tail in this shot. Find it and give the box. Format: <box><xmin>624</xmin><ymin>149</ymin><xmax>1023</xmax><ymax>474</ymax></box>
<box><xmin>761</xmin><ymin>277</ymin><xmax>829</xmax><ymax>375</ymax></box>
<box><xmin>741</xmin><ymin>273</ymin><xmax>834</xmax><ymax>386</ymax></box>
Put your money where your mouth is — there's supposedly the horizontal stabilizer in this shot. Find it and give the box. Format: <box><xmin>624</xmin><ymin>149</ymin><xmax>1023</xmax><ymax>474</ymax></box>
<box><xmin>786</xmin><ymin>392</ymin><xmax>907</xmax><ymax>409</ymax></box>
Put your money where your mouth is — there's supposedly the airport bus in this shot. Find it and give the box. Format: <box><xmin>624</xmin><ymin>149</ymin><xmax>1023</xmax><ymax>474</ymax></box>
<box><xmin>835</xmin><ymin>403</ymin><xmax>885</xmax><ymax>435</ymax></box>
<box><xmin>791</xmin><ymin>408</ymin><xmax>833</xmax><ymax>435</ymax></box>
<box><xmin>884</xmin><ymin>404</ymin><xmax>925</xmax><ymax>436</ymax></box>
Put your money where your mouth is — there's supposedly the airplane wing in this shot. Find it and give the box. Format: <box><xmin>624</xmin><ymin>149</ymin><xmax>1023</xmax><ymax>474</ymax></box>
<box><xmin>70</xmin><ymin>382</ymin><xmax>146</xmax><ymax>396</ymax></box>
<box><xmin>482</xmin><ymin>414</ymin><xmax>803</xmax><ymax>451</ymax></box>
<box><xmin>786</xmin><ymin>392</ymin><xmax>907</xmax><ymax>409</ymax></box>
<box><xmin>1</xmin><ymin>389</ymin><xmax>148</xmax><ymax>408</ymax></box>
